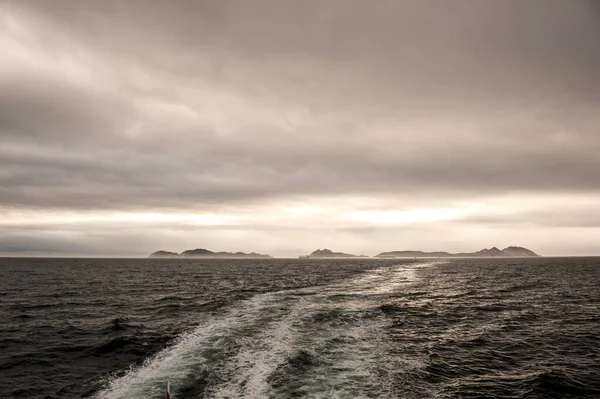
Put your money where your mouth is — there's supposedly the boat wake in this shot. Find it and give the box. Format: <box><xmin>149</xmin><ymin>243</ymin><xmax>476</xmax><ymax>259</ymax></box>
<box><xmin>93</xmin><ymin>261</ymin><xmax>441</xmax><ymax>399</ymax></box>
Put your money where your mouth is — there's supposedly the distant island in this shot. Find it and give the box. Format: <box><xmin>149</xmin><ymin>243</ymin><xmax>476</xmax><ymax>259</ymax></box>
<box><xmin>376</xmin><ymin>246</ymin><xmax>539</xmax><ymax>258</ymax></box>
<box><xmin>149</xmin><ymin>248</ymin><xmax>272</xmax><ymax>258</ymax></box>
<box><xmin>299</xmin><ymin>249</ymin><xmax>369</xmax><ymax>259</ymax></box>
<box><xmin>149</xmin><ymin>246</ymin><xmax>539</xmax><ymax>259</ymax></box>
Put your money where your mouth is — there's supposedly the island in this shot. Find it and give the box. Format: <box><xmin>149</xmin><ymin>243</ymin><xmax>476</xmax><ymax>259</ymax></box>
<box><xmin>376</xmin><ymin>246</ymin><xmax>539</xmax><ymax>258</ymax></box>
<box><xmin>149</xmin><ymin>248</ymin><xmax>272</xmax><ymax>258</ymax></box>
<box><xmin>299</xmin><ymin>249</ymin><xmax>369</xmax><ymax>259</ymax></box>
<box><xmin>148</xmin><ymin>250</ymin><xmax>180</xmax><ymax>258</ymax></box>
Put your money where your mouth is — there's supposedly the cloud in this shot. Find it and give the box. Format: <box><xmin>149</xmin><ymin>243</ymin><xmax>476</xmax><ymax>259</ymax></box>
<box><xmin>0</xmin><ymin>1</ymin><xmax>599</xmax><ymax>255</ymax></box>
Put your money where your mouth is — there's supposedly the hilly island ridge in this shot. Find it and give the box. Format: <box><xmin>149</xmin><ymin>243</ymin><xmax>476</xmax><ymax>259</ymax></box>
<box><xmin>150</xmin><ymin>246</ymin><xmax>539</xmax><ymax>258</ymax></box>
<box><xmin>375</xmin><ymin>246</ymin><xmax>539</xmax><ymax>258</ymax></box>
<box><xmin>149</xmin><ymin>248</ymin><xmax>272</xmax><ymax>258</ymax></box>
<box><xmin>299</xmin><ymin>246</ymin><xmax>538</xmax><ymax>258</ymax></box>
<box><xmin>299</xmin><ymin>249</ymin><xmax>369</xmax><ymax>258</ymax></box>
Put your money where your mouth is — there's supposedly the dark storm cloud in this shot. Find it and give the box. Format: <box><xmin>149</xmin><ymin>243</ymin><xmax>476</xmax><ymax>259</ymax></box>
<box><xmin>3</xmin><ymin>0</ymin><xmax>598</xmax><ymax>209</ymax></box>
<box><xmin>33</xmin><ymin>0</ymin><xmax>600</xmax><ymax>106</ymax></box>
<box><xmin>0</xmin><ymin>74</ymin><xmax>135</xmax><ymax>144</ymax></box>
<box><xmin>1</xmin><ymin>125</ymin><xmax>599</xmax><ymax>210</ymax></box>
<box><xmin>1</xmin><ymin>0</ymin><xmax>600</xmax><ymax>256</ymax></box>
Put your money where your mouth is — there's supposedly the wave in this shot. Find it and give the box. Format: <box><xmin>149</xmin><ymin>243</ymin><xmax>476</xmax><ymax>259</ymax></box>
<box><xmin>93</xmin><ymin>262</ymin><xmax>434</xmax><ymax>398</ymax></box>
<box><xmin>439</xmin><ymin>369</ymin><xmax>600</xmax><ymax>398</ymax></box>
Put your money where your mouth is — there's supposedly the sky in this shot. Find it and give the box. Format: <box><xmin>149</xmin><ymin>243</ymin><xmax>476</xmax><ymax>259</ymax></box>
<box><xmin>1</xmin><ymin>0</ymin><xmax>599</xmax><ymax>257</ymax></box>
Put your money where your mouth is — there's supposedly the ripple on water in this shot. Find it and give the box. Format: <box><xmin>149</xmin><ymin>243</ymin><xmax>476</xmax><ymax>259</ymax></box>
<box><xmin>1</xmin><ymin>257</ymin><xmax>599</xmax><ymax>398</ymax></box>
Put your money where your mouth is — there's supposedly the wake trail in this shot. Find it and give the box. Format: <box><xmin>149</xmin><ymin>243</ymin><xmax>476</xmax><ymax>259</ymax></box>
<box><xmin>93</xmin><ymin>261</ymin><xmax>441</xmax><ymax>399</ymax></box>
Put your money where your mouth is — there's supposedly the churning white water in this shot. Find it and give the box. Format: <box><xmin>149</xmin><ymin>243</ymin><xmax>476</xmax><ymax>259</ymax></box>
<box><xmin>94</xmin><ymin>262</ymin><xmax>441</xmax><ymax>399</ymax></box>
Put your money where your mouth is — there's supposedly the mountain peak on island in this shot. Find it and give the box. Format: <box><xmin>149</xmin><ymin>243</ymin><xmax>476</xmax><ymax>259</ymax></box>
<box><xmin>473</xmin><ymin>247</ymin><xmax>504</xmax><ymax>256</ymax></box>
<box><xmin>149</xmin><ymin>250</ymin><xmax>180</xmax><ymax>258</ymax></box>
<box><xmin>149</xmin><ymin>248</ymin><xmax>272</xmax><ymax>258</ymax></box>
<box><xmin>181</xmin><ymin>248</ymin><xmax>213</xmax><ymax>256</ymax></box>
<box><xmin>500</xmin><ymin>246</ymin><xmax>539</xmax><ymax>257</ymax></box>
<box><xmin>300</xmin><ymin>249</ymin><xmax>368</xmax><ymax>258</ymax></box>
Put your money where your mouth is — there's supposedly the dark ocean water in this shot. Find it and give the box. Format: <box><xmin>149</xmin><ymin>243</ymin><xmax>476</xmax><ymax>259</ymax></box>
<box><xmin>0</xmin><ymin>257</ymin><xmax>599</xmax><ymax>399</ymax></box>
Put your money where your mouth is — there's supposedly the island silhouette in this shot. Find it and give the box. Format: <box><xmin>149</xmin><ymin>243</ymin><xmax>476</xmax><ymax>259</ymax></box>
<box><xmin>149</xmin><ymin>246</ymin><xmax>539</xmax><ymax>259</ymax></box>
<box><xmin>149</xmin><ymin>248</ymin><xmax>272</xmax><ymax>258</ymax></box>
<box><xmin>299</xmin><ymin>246</ymin><xmax>539</xmax><ymax>258</ymax></box>
<box><xmin>376</xmin><ymin>246</ymin><xmax>539</xmax><ymax>258</ymax></box>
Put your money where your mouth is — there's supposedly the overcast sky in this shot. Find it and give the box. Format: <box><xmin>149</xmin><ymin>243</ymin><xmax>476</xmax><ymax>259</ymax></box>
<box><xmin>1</xmin><ymin>0</ymin><xmax>599</xmax><ymax>257</ymax></box>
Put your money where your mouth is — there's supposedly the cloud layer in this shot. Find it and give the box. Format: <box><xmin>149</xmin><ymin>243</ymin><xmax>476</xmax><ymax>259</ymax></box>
<box><xmin>1</xmin><ymin>1</ymin><xmax>599</xmax><ymax>256</ymax></box>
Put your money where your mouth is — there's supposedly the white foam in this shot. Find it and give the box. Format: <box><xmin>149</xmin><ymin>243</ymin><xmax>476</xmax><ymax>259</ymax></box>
<box><xmin>93</xmin><ymin>293</ymin><xmax>276</xmax><ymax>399</ymax></box>
<box><xmin>94</xmin><ymin>261</ymin><xmax>435</xmax><ymax>398</ymax></box>
<box><xmin>344</xmin><ymin>260</ymin><xmax>442</xmax><ymax>296</ymax></box>
<box><xmin>210</xmin><ymin>295</ymin><xmax>307</xmax><ymax>399</ymax></box>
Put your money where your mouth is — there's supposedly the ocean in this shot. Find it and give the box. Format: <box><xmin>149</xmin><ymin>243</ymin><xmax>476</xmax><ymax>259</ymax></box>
<box><xmin>0</xmin><ymin>257</ymin><xmax>599</xmax><ymax>398</ymax></box>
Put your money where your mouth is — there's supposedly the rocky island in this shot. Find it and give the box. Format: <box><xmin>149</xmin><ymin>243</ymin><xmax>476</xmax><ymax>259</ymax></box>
<box><xmin>299</xmin><ymin>249</ymin><xmax>369</xmax><ymax>259</ymax></box>
<box><xmin>149</xmin><ymin>248</ymin><xmax>272</xmax><ymax>258</ymax></box>
<box><xmin>376</xmin><ymin>246</ymin><xmax>539</xmax><ymax>258</ymax></box>
<box><xmin>149</xmin><ymin>250</ymin><xmax>180</xmax><ymax>258</ymax></box>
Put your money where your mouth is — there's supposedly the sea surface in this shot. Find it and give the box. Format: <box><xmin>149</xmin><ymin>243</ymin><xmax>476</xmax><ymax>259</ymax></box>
<box><xmin>0</xmin><ymin>257</ymin><xmax>599</xmax><ymax>399</ymax></box>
